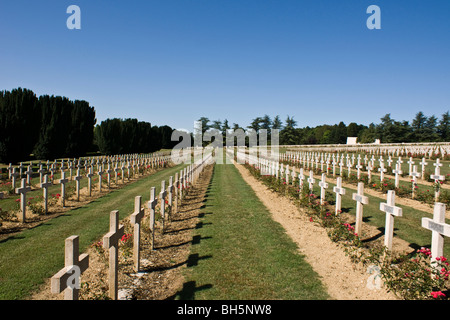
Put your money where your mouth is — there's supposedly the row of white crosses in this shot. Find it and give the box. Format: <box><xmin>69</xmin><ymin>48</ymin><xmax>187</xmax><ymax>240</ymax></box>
<box><xmin>252</xmin><ymin>150</ymin><xmax>450</xmax><ymax>270</ymax></box>
<box><xmin>51</xmin><ymin>152</ymin><xmax>213</xmax><ymax>300</ymax></box>
<box><xmin>7</xmin><ymin>154</ymin><xmax>171</xmax><ymax>223</ymax></box>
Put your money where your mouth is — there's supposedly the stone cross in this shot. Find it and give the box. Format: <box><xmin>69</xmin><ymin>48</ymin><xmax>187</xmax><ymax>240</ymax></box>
<box><xmin>168</xmin><ymin>176</ymin><xmax>174</xmax><ymax>222</ymax></box>
<box><xmin>333</xmin><ymin>177</ymin><xmax>346</xmax><ymax>215</ymax></box>
<box><xmin>130</xmin><ymin>196</ymin><xmax>145</xmax><ymax>272</ymax></box>
<box><xmin>352</xmin><ymin>182</ymin><xmax>369</xmax><ymax>236</ymax></box>
<box><xmin>421</xmin><ymin>202</ymin><xmax>450</xmax><ymax>268</ymax></box>
<box><xmin>318</xmin><ymin>173</ymin><xmax>328</xmax><ymax>205</ymax></box>
<box><xmin>51</xmin><ymin>235</ymin><xmax>89</xmax><ymax>300</ymax></box>
<box><xmin>74</xmin><ymin>169</ymin><xmax>83</xmax><ymax>201</ymax></box>
<box><xmin>98</xmin><ymin>165</ymin><xmax>104</xmax><ymax>192</ymax></box>
<box><xmin>355</xmin><ymin>158</ymin><xmax>363</xmax><ymax>180</ymax></box>
<box><xmin>86</xmin><ymin>167</ymin><xmax>94</xmax><ymax>196</ymax></box>
<box><xmin>380</xmin><ymin>190</ymin><xmax>403</xmax><ymax>251</ymax></box>
<box><xmin>106</xmin><ymin>163</ymin><xmax>113</xmax><ymax>189</ymax></box>
<box><xmin>339</xmin><ymin>159</ymin><xmax>344</xmax><ymax>177</ymax></box>
<box><xmin>148</xmin><ymin>187</ymin><xmax>158</xmax><ymax>250</ymax></box>
<box><xmin>392</xmin><ymin>163</ymin><xmax>402</xmax><ymax>188</ymax></box>
<box><xmin>40</xmin><ymin>174</ymin><xmax>53</xmax><ymax>214</ymax></box>
<box><xmin>378</xmin><ymin>163</ymin><xmax>387</xmax><ymax>182</ymax></box>
<box><xmin>410</xmin><ymin>165</ymin><xmax>421</xmax><ymax>199</ymax></box>
<box><xmin>15</xmin><ymin>178</ymin><xmax>32</xmax><ymax>222</ymax></box>
<box><xmin>38</xmin><ymin>164</ymin><xmax>46</xmax><ymax>184</ymax></box>
<box><xmin>25</xmin><ymin>165</ymin><xmax>33</xmax><ymax>185</ymax></box>
<box><xmin>419</xmin><ymin>157</ymin><xmax>428</xmax><ymax>180</ymax></box>
<box><xmin>307</xmin><ymin>170</ymin><xmax>315</xmax><ymax>193</ymax></box>
<box><xmin>298</xmin><ymin>168</ymin><xmax>305</xmax><ymax>194</ymax></box>
<box><xmin>387</xmin><ymin>156</ymin><xmax>393</xmax><ymax>168</ymax></box>
<box><xmin>103</xmin><ymin>210</ymin><xmax>124</xmax><ymax>300</ymax></box>
<box><xmin>346</xmin><ymin>160</ymin><xmax>352</xmax><ymax>178</ymax></box>
<box><xmin>407</xmin><ymin>157</ymin><xmax>415</xmax><ymax>176</ymax></box>
<box><xmin>366</xmin><ymin>163</ymin><xmax>373</xmax><ymax>183</ymax></box>
<box><xmin>160</xmin><ymin>180</ymin><xmax>167</xmax><ymax>233</ymax></box>
<box><xmin>11</xmin><ymin>167</ymin><xmax>19</xmax><ymax>190</ymax></box>
<box><xmin>431</xmin><ymin>159</ymin><xmax>445</xmax><ymax>201</ymax></box>
<box><xmin>59</xmin><ymin>171</ymin><xmax>69</xmax><ymax>207</ymax></box>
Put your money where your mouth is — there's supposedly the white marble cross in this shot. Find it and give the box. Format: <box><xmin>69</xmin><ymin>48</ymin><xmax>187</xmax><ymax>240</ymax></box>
<box><xmin>419</xmin><ymin>157</ymin><xmax>428</xmax><ymax>180</ymax></box>
<box><xmin>407</xmin><ymin>157</ymin><xmax>415</xmax><ymax>176</ymax></box>
<box><xmin>421</xmin><ymin>203</ymin><xmax>450</xmax><ymax>268</ymax></box>
<box><xmin>59</xmin><ymin>171</ymin><xmax>69</xmax><ymax>207</ymax></box>
<box><xmin>148</xmin><ymin>187</ymin><xmax>158</xmax><ymax>250</ymax></box>
<box><xmin>74</xmin><ymin>169</ymin><xmax>83</xmax><ymax>201</ymax></box>
<box><xmin>40</xmin><ymin>174</ymin><xmax>53</xmax><ymax>214</ymax></box>
<box><xmin>86</xmin><ymin>167</ymin><xmax>94</xmax><ymax>197</ymax></box>
<box><xmin>352</xmin><ymin>182</ymin><xmax>369</xmax><ymax>236</ymax></box>
<box><xmin>378</xmin><ymin>163</ymin><xmax>387</xmax><ymax>182</ymax></box>
<box><xmin>98</xmin><ymin>165</ymin><xmax>104</xmax><ymax>192</ymax></box>
<box><xmin>298</xmin><ymin>168</ymin><xmax>305</xmax><ymax>194</ymax></box>
<box><xmin>51</xmin><ymin>235</ymin><xmax>89</xmax><ymax>300</ymax></box>
<box><xmin>380</xmin><ymin>190</ymin><xmax>403</xmax><ymax>251</ymax></box>
<box><xmin>318</xmin><ymin>173</ymin><xmax>328</xmax><ymax>205</ymax></box>
<box><xmin>103</xmin><ymin>210</ymin><xmax>124</xmax><ymax>300</ymax></box>
<box><xmin>431</xmin><ymin>159</ymin><xmax>445</xmax><ymax>201</ymax></box>
<box><xmin>15</xmin><ymin>178</ymin><xmax>32</xmax><ymax>222</ymax></box>
<box><xmin>130</xmin><ymin>196</ymin><xmax>145</xmax><ymax>272</ymax></box>
<box><xmin>410</xmin><ymin>165</ymin><xmax>421</xmax><ymax>199</ymax></box>
<box><xmin>333</xmin><ymin>177</ymin><xmax>346</xmax><ymax>215</ymax></box>
<box><xmin>160</xmin><ymin>180</ymin><xmax>168</xmax><ymax>233</ymax></box>
<box><xmin>307</xmin><ymin>170</ymin><xmax>315</xmax><ymax>193</ymax></box>
<box><xmin>392</xmin><ymin>163</ymin><xmax>403</xmax><ymax>188</ymax></box>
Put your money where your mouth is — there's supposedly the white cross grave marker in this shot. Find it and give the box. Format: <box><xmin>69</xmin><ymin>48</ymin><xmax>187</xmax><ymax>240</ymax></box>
<box><xmin>419</xmin><ymin>157</ymin><xmax>428</xmax><ymax>180</ymax></box>
<box><xmin>380</xmin><ymin>190</ymin><xmax>403</xmax><ymax>251</ymax></box>
<box><xmin>103</xmin><ymin>210</ymin><xmax>124</xmax><ymax>300</ymax></box>
<box><xmin>148</xmin><ymin>187</ymin><xmax>158</xmax><ymax>250</ymax></box>
<box><xmin>160</xmin><ymin>180</ymin><xmax>168</xmax><ymax>233</ymax></box>
<box><xmin>392</xmin><ymin>163</ymin><xmax>402</xmax><ymax>188</ymax></box>
<box><xmin>431</xmin><ymin>159</ymin><xmax>445</xmax><ymax>201</ymax></box>
<box><xmin>51</xmin><ymin>235</ymin><xmax>89</xmax><ymax>300</ymax></box>
<box><xmin>352</xmin><ymin>182</ymin><xmax>369</xmax><ymax>236</ymax></box>
<box><xmin>59</xmin><ymin>171</ymin><xmax>69</xmax><ymax>207</ymax></box>
<box><xmin>130</xmin><ymin>196</ymin><xmax>145</xmax><ymax>272</ymax></box>
<box><xmin>421</xmin><ymin>203</ymin><xmax>450</xmax><ymax>268</ymax></box>
<box><xmin>333</xmin><ymin>177</ymin><xmax>346</xmax><ymax>215</ymax></box>
<box><xmin>318</xmin><ymin>173</ymin><xmax>328</xmax><ymax>205</ymax></box>
<box><xmin>40</xmin><ymin>174</ymin><xmax>53</xmax><ymax>214</ymax></box>
<box><xmin>307</xmin><ymin>170</ymin><xmax>315</xmax><ymax>194</ymax></box>
<box><xmin>15</xmin><ymin>178</ymin><xmax>32</xmax><ymax>222</ymax></box>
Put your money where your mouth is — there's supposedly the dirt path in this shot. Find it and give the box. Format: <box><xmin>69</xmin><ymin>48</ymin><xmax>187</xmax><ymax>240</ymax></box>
<box><xmin>234</xmin><ymin>162</ymin><xmax>399</xmax><ymax>300</ymax></box>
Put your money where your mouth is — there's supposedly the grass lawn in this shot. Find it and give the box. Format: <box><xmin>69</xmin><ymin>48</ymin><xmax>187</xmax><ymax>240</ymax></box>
<box><xmin>0</xmin><ymin>164</ymin><xmax>186</xmax><ymax>300</ymax></box>
<box><xmin>177</xmin><ymin>162</ymin><xmax>329</xmax><ymax>300</ymax></box>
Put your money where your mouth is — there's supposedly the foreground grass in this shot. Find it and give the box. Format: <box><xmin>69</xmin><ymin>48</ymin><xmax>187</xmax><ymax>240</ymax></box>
<box><xmin>0</xmin><ymin>164</ymin><xmax>185</xmax><ymax>300</ymax></box>
<box><xmin>177</xmin><ymin>163</ymin><xmax>329</xmax><ymax>300</ymax></box>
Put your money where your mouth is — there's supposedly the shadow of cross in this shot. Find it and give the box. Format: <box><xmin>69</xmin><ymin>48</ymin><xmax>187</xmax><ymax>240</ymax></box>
<box><xmin>51</xmin><ymin>235</ymin><xmax>89</xmax><ymax>300</ymax></box>
<box><xmin>130</xmin><ymin>196</ymin><xmax>144</xmax><ymax>273</ymax></box>
<box><xmin>15</xmin><ymin>178</ymin><xmax>31</xmax><ymax>223</ymax></box>
<box><xmin>103</xmin><ymin>210</ymin><xmax>124</xmax><ymax>300</ymax></box>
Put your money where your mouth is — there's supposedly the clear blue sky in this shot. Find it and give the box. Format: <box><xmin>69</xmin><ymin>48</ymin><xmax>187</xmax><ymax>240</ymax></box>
<box><xmin>1</xmin><ymin>1</ymin><xmax>449</xmax><ymax>132</ymax></box>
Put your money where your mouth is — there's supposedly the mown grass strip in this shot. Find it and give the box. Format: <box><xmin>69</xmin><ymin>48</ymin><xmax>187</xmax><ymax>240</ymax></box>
<box><xmin>177</xmin><ymin>163</ymin><xmax>329</xmax><ymax>300</ymax></box>
<box><xmin>0</xmin><ymin>164</ymin><xmax>186</xmax><ymax>300</ymax></box>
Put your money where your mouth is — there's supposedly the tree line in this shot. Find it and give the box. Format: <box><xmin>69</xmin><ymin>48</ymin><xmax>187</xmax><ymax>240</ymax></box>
<box><xmin>0</xmin><ymin>88</ymin><xmax>176</xmax><ymax>164</ymax></box>
<box><xmin>198</xmin><ymin>111</ymin><xmax>450</xmax><ymax>145</ymax></box>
